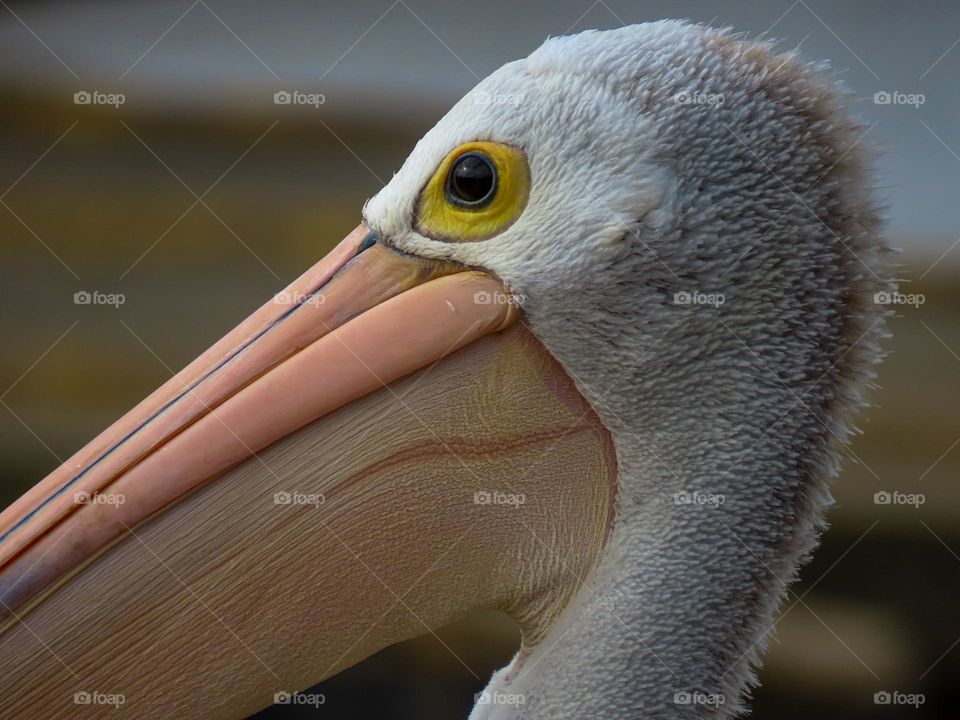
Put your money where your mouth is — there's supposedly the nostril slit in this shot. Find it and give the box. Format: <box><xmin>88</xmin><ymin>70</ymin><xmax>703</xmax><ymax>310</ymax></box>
<box><xmin>358</xmin><ymin>229</ymin><xmax>380</xmax><ymax>253</ymax></box>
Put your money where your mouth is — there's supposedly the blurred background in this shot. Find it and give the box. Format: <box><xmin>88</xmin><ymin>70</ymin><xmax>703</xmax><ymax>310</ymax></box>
<box><xmin>0</xmin><ymin>1</ymin><xmax>957</xmax><ymax>717</ymax></box>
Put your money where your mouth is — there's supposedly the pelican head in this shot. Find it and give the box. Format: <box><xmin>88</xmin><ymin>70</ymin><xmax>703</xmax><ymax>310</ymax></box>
<box><xmin>0</xmin><ymin>20</ymin><xmax>888</xmax><ymax>719</ymax></box>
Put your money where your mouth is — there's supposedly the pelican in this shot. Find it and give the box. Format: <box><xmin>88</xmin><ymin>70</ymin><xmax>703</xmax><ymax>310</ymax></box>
<box><xmin>0</xmin><ymin>20</ymin><xmax>888</xmax><ymax>719</ymax></box>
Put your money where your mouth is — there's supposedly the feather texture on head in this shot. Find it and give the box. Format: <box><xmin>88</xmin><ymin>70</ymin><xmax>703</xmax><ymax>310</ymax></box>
<box><xmin>364</xmin><ymin>19</ymin><xmax>891</xmax><ymax>719</ymax></box>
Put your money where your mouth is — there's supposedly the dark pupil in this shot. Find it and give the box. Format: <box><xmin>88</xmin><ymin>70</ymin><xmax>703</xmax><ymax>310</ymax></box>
<box><xmin>448</xmin><ymin>153</ymin><xmax>496</xmax><ymax>206</ymax></box>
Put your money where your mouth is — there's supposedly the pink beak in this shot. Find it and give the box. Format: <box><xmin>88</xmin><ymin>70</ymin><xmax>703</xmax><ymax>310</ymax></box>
<box><xmin>0</xmin><ymin>225</ymin><xmax>516</xmax><ymax>624</ymax></box>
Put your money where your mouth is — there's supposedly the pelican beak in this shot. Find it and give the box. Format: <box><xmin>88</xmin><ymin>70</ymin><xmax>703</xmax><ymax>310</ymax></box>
<box><xmin>0</xmin><ymin>225</ymin><xmax>516</xmax><ymax>620</ymax></box>
<box><xmin>0</xmin><ymin>225</ymin><xmax>613</xmax><ymax>719</ymax></box>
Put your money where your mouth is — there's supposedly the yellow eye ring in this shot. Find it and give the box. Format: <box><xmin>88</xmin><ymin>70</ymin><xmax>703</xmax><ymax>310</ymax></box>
<box><xmin>415</xmin><ymin>141</ymin><xmax>530</xmax><ymax>242</ymax></box>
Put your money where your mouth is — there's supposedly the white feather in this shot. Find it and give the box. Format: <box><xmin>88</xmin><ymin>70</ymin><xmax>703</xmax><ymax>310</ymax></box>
<box><xmin>366</xmin><ymin>20</ymin><xmax>891</xmax><ymax>719</ymax></box>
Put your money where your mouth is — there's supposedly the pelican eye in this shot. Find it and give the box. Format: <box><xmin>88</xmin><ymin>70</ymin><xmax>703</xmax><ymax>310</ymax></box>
<box><xmin>416</xmin><ymin>140</ymin><xmax>530</xmax><ymax>242</ymax></box>
<box><xmin>446</xmin><ymin>152</ymin><xmax>497</xmax><ymax>207</ymax></box>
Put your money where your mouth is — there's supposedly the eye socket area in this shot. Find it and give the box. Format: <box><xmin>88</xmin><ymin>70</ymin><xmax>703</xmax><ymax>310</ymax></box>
<box><xmin>415</xmin><ymin>141</ymin><xmax>530</xmax><ymax>243</ymax></box>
